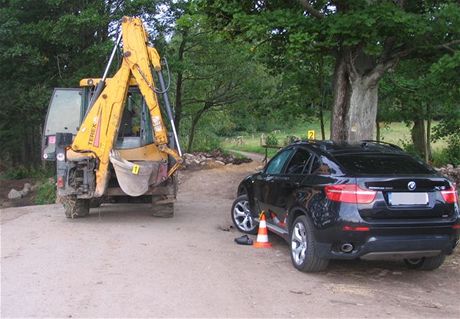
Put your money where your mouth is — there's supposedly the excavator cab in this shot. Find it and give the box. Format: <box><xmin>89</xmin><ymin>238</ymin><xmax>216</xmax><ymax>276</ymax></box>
<box><xmin>43</xmin><ymin>88</ymin><xmax>157</xmax><ymax>160</ymax></box>
<box><xmin>42</xmin><ymin>88</ymin><xmax>84</xmax><ymax>161</ymax></box>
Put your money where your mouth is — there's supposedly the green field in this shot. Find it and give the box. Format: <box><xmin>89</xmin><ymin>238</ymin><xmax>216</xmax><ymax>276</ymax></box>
<box><xmin>221</xmin><ymin>119</ymin><xmax>447</xmax><ymax>158</ymax></box>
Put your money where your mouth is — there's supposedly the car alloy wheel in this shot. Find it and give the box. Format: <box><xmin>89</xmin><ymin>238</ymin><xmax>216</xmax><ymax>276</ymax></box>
<box><xmin>291</xmin><ymin>221</ymin><xmax>307</xmax><ymax>265</ymax></box>
<box><xmin>289</xmin><ymin>215</ymin><xmax>329</xmax><ymax>272</ymax></box>
<box><xmin>231</xmin><ymin>195</ymin><xmax>257</xmax><ymax>234</ymax></box>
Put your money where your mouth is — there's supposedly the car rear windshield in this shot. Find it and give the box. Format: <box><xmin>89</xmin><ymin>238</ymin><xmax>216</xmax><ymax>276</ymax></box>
<box><xmin>334</xmin><ymin>154</ymin><xmax>434</xmax><ymax>175</ymax></box>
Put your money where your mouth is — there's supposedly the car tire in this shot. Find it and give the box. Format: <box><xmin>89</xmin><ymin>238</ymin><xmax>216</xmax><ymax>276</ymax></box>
<box><xmin>231</xmin><ymin>194</ymin><xmax>258</xmax><ymax>235</ymax></box>
<box><xmin>404</xmin><ymin>254</ymin><xmax>446</xmax><ymax>270</ymax></box>
<box><xmin>63</xmin><ymin>197</ymin><xmax>90</xmax><ymax>218</ymax></box>
<box><xmin>290</xmin><ymin>215</ymin><xmax>329</xmax><ymax>272</ymax></box>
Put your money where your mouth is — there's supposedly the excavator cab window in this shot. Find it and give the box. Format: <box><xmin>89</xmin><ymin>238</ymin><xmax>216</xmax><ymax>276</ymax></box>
<box><xmin>115</xmin><ymin>88</ymin><xmax>154</xmax><ymax>149</ymax></box>
<box><xmin>42</xmin><ymin>88</ymin><xmax>83</xmax><ymax>161</ymax></box>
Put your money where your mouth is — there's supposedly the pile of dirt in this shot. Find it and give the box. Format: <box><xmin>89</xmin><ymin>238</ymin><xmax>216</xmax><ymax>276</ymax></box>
<box><xmin>183</xmin><ymin>150</ymin><xmax>252</xmax><ymax>169</ymax></box>
<box><xmin>436</xmin><ymin>164</ymin><xmax>460</xmax><ymax>185</ymax></box>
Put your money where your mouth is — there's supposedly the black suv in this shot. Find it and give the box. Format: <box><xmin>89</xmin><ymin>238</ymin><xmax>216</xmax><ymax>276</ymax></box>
<box><xmin>231</xmin><ymin>140</ymin><xmax>459</xmax><ymax>272</ymax></box>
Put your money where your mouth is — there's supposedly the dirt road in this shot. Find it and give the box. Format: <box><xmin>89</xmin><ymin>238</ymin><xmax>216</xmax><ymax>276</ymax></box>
<box><xmin>1</xmin><ymin>162</ymin><xmax>460</xmax><ymax>318</ymax></box>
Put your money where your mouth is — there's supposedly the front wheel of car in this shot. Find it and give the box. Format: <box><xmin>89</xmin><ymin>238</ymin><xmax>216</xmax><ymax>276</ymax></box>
<box><xmin>290</xmin><ymin>215</ymin><xmax>329</xmax><ymax>272</ymax></box>
<box><xmin>403</xmin><ymin>254</ymin><xmax>446</xmax><ymax>270</ymax></box>
<box><xmin>231</xmin><ymin>194</ymin><xmax>258</xmax><ymax>234</ymax></box>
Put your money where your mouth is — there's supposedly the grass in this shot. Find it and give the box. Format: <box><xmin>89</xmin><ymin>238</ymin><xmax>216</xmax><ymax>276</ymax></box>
<box><xmin>34</xmin><ymin>179</ymin><xmax>56</xmax><ymax>205</ymax></box>
<box><xmin>221</xmin><ymin>119</ymin><xmax>448</xmax><ymax>156</ymax></box>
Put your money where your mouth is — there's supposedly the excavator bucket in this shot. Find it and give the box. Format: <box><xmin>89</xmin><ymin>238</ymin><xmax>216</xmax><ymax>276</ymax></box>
<box><xmin>109</xmin><ymin>151</ymin><xmax>167</xmax><ymax>197</ymax></box>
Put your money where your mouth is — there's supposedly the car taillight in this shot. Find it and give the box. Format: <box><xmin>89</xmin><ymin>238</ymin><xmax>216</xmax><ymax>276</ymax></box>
<box><xmin>325</xmin><ymin>184</ymin><xmax>377</xmax><ymax>204</ymax></box>
<box><xmin>441</xmin><ymin>184</ymin><xmax>458</xmax><ymax>204</ymax></box>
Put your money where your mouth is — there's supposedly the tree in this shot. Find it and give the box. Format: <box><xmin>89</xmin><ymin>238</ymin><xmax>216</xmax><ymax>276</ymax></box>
<box><xmin>171</xmin><ymin>13</ymin><xmax>273</xmax><ymax>152</ymax></box>
<box><xmin>0</xmin><ymin>0</ymin><xmax>165</xmax><ymax>167</ymax></box>
<box><xmin>200</xmin><ymin>0</ymin><xmax>460</xmax><ymax>142</ymax></box>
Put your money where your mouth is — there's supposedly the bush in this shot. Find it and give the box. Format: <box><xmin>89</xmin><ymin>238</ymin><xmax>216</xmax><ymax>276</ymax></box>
<box><xmin>34</xmin><ymin>180</ymin><xmax>56</xmax><ymax>205</ymax></box>
<box><xmin>1</xmin><ymin>165</ymin><xmax>53</xmax><ymax>180</ymax></box>
<box><xmin>435</xmin><ymin>137</ymin><xmax>460</xmax><ymax>166</ymax></box>
<box><xmin>285</xmin><ymin>135</ymin><xmax>300</xmax><ymax>145</ymax></box>
<box><xmin>189</xmin><ymin>131</ymin><xmax>222</xmax><ymax>152</ymax></box>
<box><xmin>265</xmin><ymin>133</ymin><xmax>279</xmax><ymax>146</ymax></box>
<box><xmin>399</xmin><ymin>139</ymin><xmax>423</xmax><ymax>159</ymax></box>
<box><xmin>445</xmin><ymin>137</ymin><xmax>460</xmax><ymax>166</ymax></box>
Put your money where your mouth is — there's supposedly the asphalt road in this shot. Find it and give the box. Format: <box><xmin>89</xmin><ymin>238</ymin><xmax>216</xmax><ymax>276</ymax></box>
<box><xmin>1</xmin><ymin>162</ymin><xmax>460</xmax><ymax>318</ymax></box>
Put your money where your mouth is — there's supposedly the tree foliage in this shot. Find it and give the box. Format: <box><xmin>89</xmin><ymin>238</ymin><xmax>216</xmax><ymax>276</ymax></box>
<box><xmin>1</xmin><ymin>0</ymin><xmax>459</xmax><ymax>168</ymax></box>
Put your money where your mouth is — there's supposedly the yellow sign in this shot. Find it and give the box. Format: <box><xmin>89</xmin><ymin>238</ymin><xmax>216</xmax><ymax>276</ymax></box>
<box><xmin>132</xmin><ymin>164</ymin><xmax>140</xmax><ymax>175</ymax></box>
<box><xmin>307</xmin><ymin>130</ymin><xmax>316</xmax><ymax>140</ymax></box>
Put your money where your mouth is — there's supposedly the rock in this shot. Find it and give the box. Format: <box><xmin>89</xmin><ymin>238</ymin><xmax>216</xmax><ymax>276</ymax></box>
<box><xmin>31</xmin><ymin>182</ymin><xmax>41</xmax><ymax>192</ymax></box>
<box><xmin>8</xmin><ymin>189</ymin><xmax>22</xmax><ymax>200</ymax></box>
<box><xmin>23</xmin><ymin>183</ymin><xmax>32</xmax><ymax>191</ymax></box>
<box><xmin>182</xmin><ymin>150</ymin><xmax>252</xmax><ymax>169</ymax></box>
<box><xmin>447</xmin><ymin>164</ymin><xmax>454</xmax><ymax>169</ymax></box>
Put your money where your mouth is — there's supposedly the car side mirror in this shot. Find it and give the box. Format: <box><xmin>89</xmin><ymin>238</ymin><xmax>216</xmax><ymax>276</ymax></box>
<box><xmin>255</xmin><ymin>165</ymin><xmax>265</xmax><ymax>173</ymax></box>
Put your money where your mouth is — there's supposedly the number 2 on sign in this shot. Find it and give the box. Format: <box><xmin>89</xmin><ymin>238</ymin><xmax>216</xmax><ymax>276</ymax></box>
<box><xmin>308</xmin><ymin>130</ymin><xmax>315</xmax><ymax>140</ymax></box>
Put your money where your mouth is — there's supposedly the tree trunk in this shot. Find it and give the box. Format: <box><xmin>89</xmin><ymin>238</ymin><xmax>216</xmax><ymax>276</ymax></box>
<box><xmin>330</xmin><ymin>54</ymin><xmax>350</xmax><ymax>142</ymax></box>
<box><xmin>346</xmin><ymin>76</ymin><xmax>378</xmax><ymax>143</ymax></box>
<box><xmin>330</xmin><ymin>50</ymin><xmax>385</xmax><ymax>143</ymax></box>
<box><xmin>330</xmin><ymin>69</ymin><xmax>378</xmax><ymax>142</ymax></box>
<box><xmin>318</xmin><ymin>55</ymin><xmax>326</xmax><ymax>140</ymax></box>
<box><xmin>174</xmin><ymin>31</ymin><xmax>188</xmax><ymax>135</ymax></box>
<box><xmin>376</xmin><ymin>119</ymin><xmax>380</xmax><ymax>142</ymax></box>
<box><xmin>411</xmin><ymin>119</ymin><xmax>426</xmax><ymax>158</ymax></box>
<box><xmin>319</xmin><ymin>108</ymin><xmax>325</xmax><ymax>140</ymax></box>
<box><xmin>175</xmin><ymin>72</ymin><xmax>183</xmax><ymax>134</ymax></box>
<box><xmin>187</xmin><ymin>105</ymin><xmax>209</xmax><ymax>153</ymax></box>
<box><xmin>426</xmin><ymin>104</ymin><xmax>432</xmax><ymax>162</ymax></box>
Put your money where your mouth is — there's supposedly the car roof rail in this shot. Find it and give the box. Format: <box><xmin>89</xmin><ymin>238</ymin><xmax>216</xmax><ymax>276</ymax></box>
<box><xmin>296</xmin><ymin>139</ymin><xmax>334</xmax><ymax>151</ymax></box>
<box><xmin>360</xmin><ymin>140</ymin><xmax>403</xmax><ymax>151</ymax></box>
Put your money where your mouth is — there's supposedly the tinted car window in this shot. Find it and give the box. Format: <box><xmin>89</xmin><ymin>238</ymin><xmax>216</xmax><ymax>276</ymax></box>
<box><xmin>265</xmin><ymin>149</ymin><xmax>294</xmax><ymax>174</ymax></box>
<box><xmin>286</xmin><ymin>149</ymin><xmax>312</xmax><ymax>174</ymax></box>
<box><xmin>334</xmin><ymin>154</ymin><xmax>433</xmax><ymax>175</ymax></box>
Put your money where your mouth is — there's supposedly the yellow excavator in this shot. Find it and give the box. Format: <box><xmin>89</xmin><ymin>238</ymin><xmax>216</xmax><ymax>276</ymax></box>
<box><xmin>41</xmin><ymin>17</ymin><xmax>182</xmax><ymax>218</ymax></box>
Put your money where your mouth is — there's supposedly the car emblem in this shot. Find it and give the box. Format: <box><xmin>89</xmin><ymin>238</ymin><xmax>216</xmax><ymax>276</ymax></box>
<box><xmin>407</xmin><ymin>181</ymin><xmax>416</xmax><ymax>191</ymax></box>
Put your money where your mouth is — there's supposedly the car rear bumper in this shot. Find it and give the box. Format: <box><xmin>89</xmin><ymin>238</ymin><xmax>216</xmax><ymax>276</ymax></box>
<box><xmin>318</xmin><ymin>234</ymin><xmax>458</xmax><ymax>260</ymax></box>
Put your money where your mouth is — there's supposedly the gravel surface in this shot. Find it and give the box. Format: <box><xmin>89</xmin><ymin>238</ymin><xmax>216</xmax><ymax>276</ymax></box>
<box><xmin>1</xmin><ymin>161</ymin><xmax>459</xmax><ymax>318</ymax></box>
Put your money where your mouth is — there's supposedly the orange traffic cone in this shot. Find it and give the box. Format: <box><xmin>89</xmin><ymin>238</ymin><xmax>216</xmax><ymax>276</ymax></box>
<box><xmin>254</xmin><ymin>211</ymin><xmax>272</xmax><ymax>248</ymax></box>
<box><xmin>270</xmin><ymin>211</ymin><xmax>286</xmax><ymax>227</ymax></box>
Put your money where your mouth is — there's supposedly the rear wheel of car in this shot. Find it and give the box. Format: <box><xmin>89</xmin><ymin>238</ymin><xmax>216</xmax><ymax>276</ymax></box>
<box><xmin>231</xmin><ymin>194</ymin><xmax>257</xmax><ymax>234</ymax></box>
<box><xmin>290</xmin><ymin>215</ymin><xmax>329</xmax><ymax>272</ymax></box>
<box><xmin>403</xmin><ymin>254</ymin><xmax>446</xmax><ymax>270</ymax></box>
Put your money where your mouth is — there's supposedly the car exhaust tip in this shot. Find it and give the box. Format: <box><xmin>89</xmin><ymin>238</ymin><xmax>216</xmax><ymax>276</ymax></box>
<box><xmin>341</xmin><ymin>243</ymin><xmax>354</xmax><ymax>253</ymax></box>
